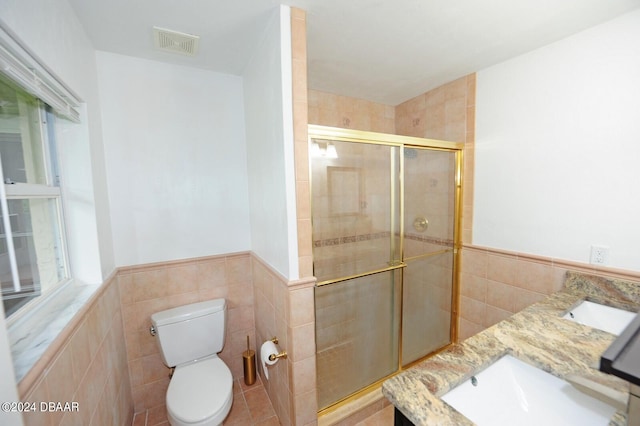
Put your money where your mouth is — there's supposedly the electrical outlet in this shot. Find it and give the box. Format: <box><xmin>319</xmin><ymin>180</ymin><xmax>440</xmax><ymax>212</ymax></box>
<box><xmin>590</xmin><ymin>245</ymin><xmax>610</xmax><ymax>265</ymax></box>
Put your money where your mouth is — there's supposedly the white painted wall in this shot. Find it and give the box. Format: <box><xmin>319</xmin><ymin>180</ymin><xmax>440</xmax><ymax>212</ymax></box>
<box><xmin>96</xmin><ymin>51</ymin><xmax>251</xmax><ymax>266</ymax></box>
<box><xmin>243</xmin><ymin>5</ymin><xmax>298</xmax><ymax>279</ymax></box>
<box><xmin>474</xmin><ymin>9</ymin><xmax>640</xmax><ymax>271</ymax></box>
<box><xmin>0</xmin><ymin>0</ymin><xmax>114</xmax><ymax>282</ymax></box>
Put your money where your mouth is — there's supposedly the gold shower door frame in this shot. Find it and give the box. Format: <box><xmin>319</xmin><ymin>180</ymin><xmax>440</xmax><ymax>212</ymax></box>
<box><xmin>309</xmin><ymin>125</ymin><xmax>464</xmax><ymax>413</ymax></box>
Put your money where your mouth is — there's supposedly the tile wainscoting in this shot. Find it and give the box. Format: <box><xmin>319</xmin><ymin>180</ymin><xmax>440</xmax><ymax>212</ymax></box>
<box><xmin>252</xmin><ymin>255</ymin><xmax>318</xmax><ymax>426</ymax></box>
<box><xmin>18</xmin><ymin>273</ymin><xmax>133</xmax><ymax>426</ymax></box>
<box><xmin>120</xmin><ymin>251</ymin><xmax>319</xmax><ymax>425</ymax></box>
<box><xmin>14</xmin><ymin>250</ymin><xmax>317</xmax><ymax>426</ymax></box>
<box><xmin>13</xmin><ymin>245</ymin><xmax>640</xmax><ymax>426</ymax></box>
<box><xmin>118</xmin><ymin>252</ymin><xmax>256</xmax><ymax>414</ymax></box>
<box><xmin>459</xmin><ymin>243</ymin><xmax>640</xmax><ymax>340</ymax></box>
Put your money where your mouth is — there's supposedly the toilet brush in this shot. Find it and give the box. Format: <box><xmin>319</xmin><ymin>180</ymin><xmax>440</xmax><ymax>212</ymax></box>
<box><xmin>243</xmin><ymin>335</ymin><xmax>256</xmax><ymax>385</ymax></box>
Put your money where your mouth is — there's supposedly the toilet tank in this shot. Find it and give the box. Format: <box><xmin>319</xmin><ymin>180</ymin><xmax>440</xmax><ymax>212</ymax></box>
<box><xmin>151</xmin><ymin>299</ymin><xmax>227</xmax><ymax>367</ymax></box>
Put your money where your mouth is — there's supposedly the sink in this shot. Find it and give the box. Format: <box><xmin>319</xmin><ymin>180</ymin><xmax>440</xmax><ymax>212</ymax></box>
<box><xmin>441</xmin><ymin>355</ymin><xmax>617</xmax><ymax>426</ymax></box>
<box><xmin>563</xmin><ymin>300</ymin><xmax>636</xmax><ymax>335</ymax></box>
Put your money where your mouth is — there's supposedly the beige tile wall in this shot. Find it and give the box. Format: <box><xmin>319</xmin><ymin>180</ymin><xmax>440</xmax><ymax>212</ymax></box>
<box><xmin>116</xmin><ymin>248</ymin><xmax>317</xmax><ymax>425</ymax></box>
<box><xmin>458</xmin><ymin>244</ymin><xmax>640</xmax><ymax>340</ymax></box>
<box><xmin>16</xmin><ymin>249</ymin><xmax>314</xmax><ymax>425</ymax></box>
<box><xmin>292</xmin><ymin>7</ymin><xmax>314</xmax><ymax>280</ymax></box>
<box><xmin>19</xmin><ymin>275</ymin><xmax>133</xmax><ymax>426</ymax></box>
<box><xmin>290</xmin><ymin>9</ymin><xmax>320</xmax><ymax>424</ymax></box>
<box><xmin>396</xmin><ymin>76</ymin><xmax>468</xmax><ymax>142</ymax></box>
<box><xmin>118</xmin><ymin>252</ymin><xmax>256</xmax><ymax>414</ymax></box>
<box><xmin>309</xmin><ymin>75</ymin><xmax>475</xmax><ymax>247</ymax></box>
<box><xmin>308</xmin><ymin>90</ymin><xmax>395</xmax><ymax>134</ymax></box>
<box><xmin>252</xmin><ymin>255</ymin><xmax>317</xmax><ymax>426</ymax></box>
<box><xmin>395</xmin><ymin>74</ymin><xmax>476</xmax><ymax>244</ymax></box>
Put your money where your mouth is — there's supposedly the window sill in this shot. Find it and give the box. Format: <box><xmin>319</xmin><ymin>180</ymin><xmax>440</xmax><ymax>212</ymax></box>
<box><xmin>8</xmin><ymin>279</ymin><xmax>100</xmax><ymax>383</ymax></box>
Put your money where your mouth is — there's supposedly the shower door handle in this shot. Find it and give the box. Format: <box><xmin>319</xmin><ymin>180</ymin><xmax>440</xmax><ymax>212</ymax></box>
<box><xmin>413</xmin><ymin>216</ymin><xmax>428</xmax><ymax>232</ymax></box>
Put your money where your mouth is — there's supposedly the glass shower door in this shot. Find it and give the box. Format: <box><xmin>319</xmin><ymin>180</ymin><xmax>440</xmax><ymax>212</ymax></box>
<box><xmin>312</xmin><ymin>138</ymin><xmax>402</xmax><ymax>410</ymax></box>
<box><xmin>401</xmin><ymin>147</ymin><xmax>459</xmax><ymax>365</ymax></box>
<box><xmin>310</xmin><ymin>125</ymin><xmax>463</xmax><ymax>411</ymax></box>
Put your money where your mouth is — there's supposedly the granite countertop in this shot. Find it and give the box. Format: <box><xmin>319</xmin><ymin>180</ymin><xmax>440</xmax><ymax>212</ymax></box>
<box><xmin>382</xmin><ymin>271</ymin><xmax>640</xmax><ymax>426</ymax></box>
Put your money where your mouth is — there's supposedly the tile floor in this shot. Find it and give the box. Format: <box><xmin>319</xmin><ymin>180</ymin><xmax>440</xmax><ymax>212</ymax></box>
<box><xmin>132</xmin><ymin>376</ymin><xmax>279</xmax><ymax>426</ymax></box>
<box><xmin>131</xmin><ymin>376</ymin><xmax>395</xmax><ymax>426</ymax></box>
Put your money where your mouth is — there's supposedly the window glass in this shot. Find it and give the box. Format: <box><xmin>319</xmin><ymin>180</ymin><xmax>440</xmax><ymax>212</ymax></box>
<box><xmin>0</xmin><ymin>73</ymin><xmax>68</xmax><ymax>317</ymax></box>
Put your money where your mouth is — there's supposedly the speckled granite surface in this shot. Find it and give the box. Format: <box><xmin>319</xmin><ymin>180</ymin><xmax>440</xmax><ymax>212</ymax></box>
<box><xmin>382</xmin><ymin>271</ymin><xmax>640</xmax><ymax>426</ymax></box>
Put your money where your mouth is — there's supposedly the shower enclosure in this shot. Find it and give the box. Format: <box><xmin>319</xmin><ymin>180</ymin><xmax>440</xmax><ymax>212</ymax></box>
<box><xmin>309</xmin><ymin>125</ymin><xmax>463</xmax><ymax>411</ymax></box>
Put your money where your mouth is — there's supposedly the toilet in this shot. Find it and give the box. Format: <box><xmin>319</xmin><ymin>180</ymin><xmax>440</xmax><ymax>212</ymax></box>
<box><xmin>151</xmin><ymin>299</ymin><xmax>233</xmax><ymax>426</ymax></box>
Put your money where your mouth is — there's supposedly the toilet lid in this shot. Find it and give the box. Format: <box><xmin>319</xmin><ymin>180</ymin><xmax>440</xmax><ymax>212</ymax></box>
<box><xmin>167</xmin><ymin>357</ymin><xmax>233</xmax><ymax>424</ymax></box>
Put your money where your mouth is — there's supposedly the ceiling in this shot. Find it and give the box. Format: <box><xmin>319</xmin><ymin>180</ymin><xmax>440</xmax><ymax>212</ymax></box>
<box><xmin>68</xmin><ymin>0</ymin><xmax>640</xmax><ymax>106</ymax></box>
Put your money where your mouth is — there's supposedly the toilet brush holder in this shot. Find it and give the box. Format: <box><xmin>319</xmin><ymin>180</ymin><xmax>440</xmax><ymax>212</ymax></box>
<box><xmin>243</xmin><ymin>336</ymin><xmax>256</xmax><ymax>386</ymax></box>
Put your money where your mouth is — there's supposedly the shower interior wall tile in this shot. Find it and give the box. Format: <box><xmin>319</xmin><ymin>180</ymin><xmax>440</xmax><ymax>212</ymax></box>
<box><xmin>118</xmin><ymin>252</ymin><xmax>255</xmax><ymax>414</ymax></box>
<box><xmin>20</xmin><ymin>275</ymin><xmax>133</xmax><ymax>426</ymax></box>
<box><xmin>394</xmin><ymin>74</ymin><xmax>476</xmax><ymax>243</ymax></box>
<box><xmin>308</xmin><ymin>89</ymin><xmax>395</xmax><ymax>134</ymax></box>
<box><xmin>394</xmin><ymin>94</ymin><xmax>425</xmax><ymax>137</ymax></box>
<box><xmin>396</xmin><ymin>78</ymin><xmax>473</xmax><ymax>142</ymax></box>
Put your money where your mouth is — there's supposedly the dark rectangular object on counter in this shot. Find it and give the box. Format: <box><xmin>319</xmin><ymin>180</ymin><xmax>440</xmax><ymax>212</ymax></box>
<box><xmin>601</xmin><ymin>310</ymin><xmax>640</xmax><ymax>386</ymax></box>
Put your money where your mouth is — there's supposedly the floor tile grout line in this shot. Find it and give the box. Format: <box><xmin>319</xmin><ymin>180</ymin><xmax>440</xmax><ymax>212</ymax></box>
<box><xmin>133</xmin><ymin>377</ymin><xmax>279</xmax><ymax>426</ymax></box>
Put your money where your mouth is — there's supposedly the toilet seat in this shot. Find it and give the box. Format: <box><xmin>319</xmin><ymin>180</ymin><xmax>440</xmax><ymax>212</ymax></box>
<box><xmin>166</xmin><ymin>356</ymin><xmax>233</xmax><ymax>426</ymax></box>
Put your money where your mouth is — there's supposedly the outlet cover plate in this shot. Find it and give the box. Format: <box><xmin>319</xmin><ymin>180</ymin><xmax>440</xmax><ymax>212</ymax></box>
<box><xmin>590</xmin><ymin>245</ymin><xmax>610</xmax><ymax>265</ymax></box>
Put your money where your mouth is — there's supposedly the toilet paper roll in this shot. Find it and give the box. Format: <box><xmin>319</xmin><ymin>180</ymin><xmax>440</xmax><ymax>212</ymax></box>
<box><xmin>260</xmin><ymin>340</ymin><xmax>279</xmax><ymax>380</ymax></box>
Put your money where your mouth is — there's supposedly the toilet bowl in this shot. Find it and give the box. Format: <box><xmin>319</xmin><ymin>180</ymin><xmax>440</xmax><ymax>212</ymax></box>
<box><xmin>166</xmin><ymin>356</ymin><xmax>232</xmax><ymax>426</ymax></box>
<box><xmin>151</xmin><ymin>299</ymin><xmax>233</xmax><ymax>426</ymax></box>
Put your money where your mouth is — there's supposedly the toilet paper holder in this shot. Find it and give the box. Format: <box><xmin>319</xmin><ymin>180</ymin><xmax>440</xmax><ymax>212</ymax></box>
<box><xmin>267</xmin><ymin>336</ymin><xmax>287</xmax><ymax>361</ymax></box>
<box><xmin>268</xmin><ymin>351</ymin><xmax>288</xmax><ymax>361</ymax></box>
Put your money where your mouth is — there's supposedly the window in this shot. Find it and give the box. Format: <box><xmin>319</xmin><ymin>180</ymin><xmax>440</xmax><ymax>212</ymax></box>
<box><xmin>0</xmin><ymin>73</ymin><xmax>69</xmax><ymax>317</ymax></box>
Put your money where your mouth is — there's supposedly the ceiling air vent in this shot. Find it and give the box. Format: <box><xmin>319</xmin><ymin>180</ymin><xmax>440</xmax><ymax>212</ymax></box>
<box><xmin>153</xmin><ymin>26</ymin><xmax>200</xmax><ymax>57</ymax></box>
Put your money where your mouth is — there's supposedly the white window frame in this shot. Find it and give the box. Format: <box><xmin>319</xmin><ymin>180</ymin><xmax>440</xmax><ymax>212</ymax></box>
<box><xmin>0</xmin><ymin>95</ymin><xmax>70</xmax><ymax>318</ymax></box>
<box><xmin>0</xmin><ymin>25</ymin><xmax>80</xmax><ymax>319</ymax></box>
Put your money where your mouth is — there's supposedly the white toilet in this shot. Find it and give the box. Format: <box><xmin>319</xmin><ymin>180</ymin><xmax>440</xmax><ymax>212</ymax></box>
<box><xmin>151</xmin><ymin>299</ymin><xmax>233</xmax><ymax>426</ymax></box>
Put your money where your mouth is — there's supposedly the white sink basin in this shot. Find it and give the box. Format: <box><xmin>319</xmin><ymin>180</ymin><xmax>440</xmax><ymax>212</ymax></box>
<box><xmin>441</xmin><ymin>355</ymin><xmax>617</xmax><ymax>426</ymax></box>
<box><xmin>563</xmin><ymin>300</ymin><xmax>636</xmax><ymax>335</ymax></box>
